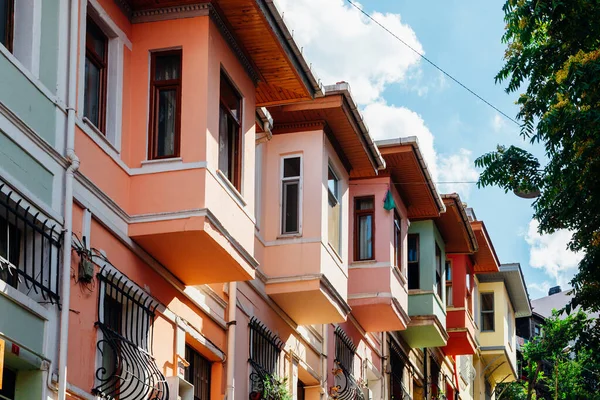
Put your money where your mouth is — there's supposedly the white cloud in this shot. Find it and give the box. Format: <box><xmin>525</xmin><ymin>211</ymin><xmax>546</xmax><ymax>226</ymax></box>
<box><xmin>274</xmin><ymin>0</ymin><xmax>423</xmax><ymax>104</ymax></box>
<box><xmin>438</xmin><ymin>149</ymin><xmax>479</xmax><ymax>198</ymax></box>
<box><xmin>524</xmin><ymin>220</ymin><xmax>583</xmax><ymax>288</ymax></box>
<box><xmin>362</xmin><ymin>102</ymin><xmax>438</xmax><ymax>180</ymax></box>
<box><xmin>492</xmin><ymin>113</ymin><xmax>505</xmax><ymax>133</ymax></box>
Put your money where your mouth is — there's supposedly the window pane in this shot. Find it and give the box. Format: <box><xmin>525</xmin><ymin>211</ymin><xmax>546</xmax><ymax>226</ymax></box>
<box><xmin>218</xmin><ymin>108</ymin><xmax>229</xmax><ymax>175</ymax></box>
<box><xmin>0</xmin><ymin>367</ymin><xmax>16</xmax><ymax>400</ymax></box>
<box><xmin>225</xmin><ymin>115</ymin><xmax>239</xmax><ymax>184</ymax></box>
<box><xmin>481</xmin><ymin>293</ymin><xmax>494</xmax><ymax>311</ymax></box>
<box><xmin>447</xmin><ymin>285</ymin><xmax>453</xmax><ymax>306</ymax></box>
<box><xmin>283</xmin><ymin>182</ymin><xmax>299</xmax><ymax>233</ymax></box>
<box><xmin>185</xmin><ymin>345</ymin><xmax>211</xmax><ymax>400</ymax></box>
<box><xmin>408</xmin><ymin>235</ymin><xmax>418</xmax><ymax>262</ymax></box>
<box><xmin>84</xmin><ymin>58</ymin><xmax>101</xmax><ymax>126</ymax></box>
<box><xmin>328</xmin><ymin>167</ymin><xmax>338</xmax><ymax>199</ymax></box>
<box><xmin>87</xmin><ymin>19</ymin><xmax>107</xmax><ymax>59</ymax></box>
<box><xmin>356</xmin><ymin>197</ymin><xmax>374</xmax><ymax>211</ymax></box>
<box><xmin>283</xmin><ymin>157</ymin><xmax>301</xmax><ymax>178</ymax></box>
<box><xmin>155</xmin><ymin>53</ymin><xmax>181</xmax><ymax>81</ymax></box>
<box><xmin>482</xmin><ymin>312</ymin><xmax>494</xmax><ymax>331</ymax></box>
<box><xmin>408</xmin><ymin>263</ymin><xmax>419</xmax><ymax>290</ymax></box>
<box><xmin>328</xmin><ymin>198</ymin><xmax>341</xmax><ymax>253</ymax></box>
<box><xmin>0</xmin><ymin>0</ymin><xmax>11</xmax><ymax>48</ymax></box>
<box><xmin>220</xmin><ymin>75</ymin><xmax>240</xmax><ymax>121</ymax></box>
<box><xmin>358</xmin><ymin>215</ymin><xmax>373</xmax><ymax>259</ymax></box>
<box><xmin>156</xmin><ymin>89</ymin><xmax>177</xmax><ymax>157</ymax></box>
<box><xmin>445</xmin><ymin>262</ymin><xmax>452</xmax><ymax>281</ymax></box>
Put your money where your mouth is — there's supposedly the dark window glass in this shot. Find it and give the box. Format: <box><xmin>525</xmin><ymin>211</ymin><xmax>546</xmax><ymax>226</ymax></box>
<box><xmin>0</xmin><ymin>367</ymin><xmax>16</xmax><ymax>400</ymax></box>
<box><xmin>445</xmin><ymin>260</ymin><xmax>452</xmax><ymax>307</ymax></box>
<box><xmin>0</xmin><ymin>0</ymin><xmax>14</xmax><ymax>52</ymax></box>
<box><xmin>354</xmin><ymin>197</ymin><xmax>374</xmax><ymax>261</ymax></box>
<box><xmin>435</xmin><ymin>244</ymin><xmax>443</xmax><ymax>298</ymax></box>
<box><xmin>185</xmin><ymin>345</ymin><xmax>211</xmax><ymax>400</ymax></box>
<box><xmin>84</xmin><ymin>17</ymin><xmax>108</xmax><ymax>133</ymax></box>
<box><xmin>407</xmin><ymin>234</ymin><xmax>419</xmax><ymax>289</ymax></box>
<box><xmin>297</xmin><ymin>380</ymin><xmax>305</xmax><ymax>400</ymax></box>
<box><xmin>481</xmin><ymin>293</ymin><xmax>495</xmax><ymax>331</ymax></box>
<box><xmin>282</xmin><ymin>157</ymin><xmax>301</xmax><ymax>234</ymax></box>
<box><xmin>219</xmin><ymin>72</ymin><xmax>242</xmax><ymax>190</ymax></box>
<box><xmin>0</xmin><ymin>214</ymin><xmax>20</xmax><ymax>289</ymax></box>
<box><xmin>393</xmin><ymin>211</ymin><xmax>401</xmax><ymax>269</ymax></box>
<box><xmin>149</xmin><ymin>50</ymin><xmax>182</xmax><ymax>159</ymax></box>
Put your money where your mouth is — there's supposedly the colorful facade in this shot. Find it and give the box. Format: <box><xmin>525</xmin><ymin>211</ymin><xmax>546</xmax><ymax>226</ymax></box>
<box><xmin>0</xmin><ymin>1</ymin><xmax>531</xmax><ymax>400</ymax></box>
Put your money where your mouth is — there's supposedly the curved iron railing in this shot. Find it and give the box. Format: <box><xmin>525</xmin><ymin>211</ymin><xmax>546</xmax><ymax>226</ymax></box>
<box><xmin>92</xmin><ymin>268</ymin><xmax>169</xmax><ymax>400</ymax></box>
<box><xmin>248</xmin><ymin>317</ymin><xmax>283</xmax><ymax>400</ymax></box>
<box><xmin>330</xmin><ymin>359</ymin><xmax>364</xmax><ymax>400</ymax></box>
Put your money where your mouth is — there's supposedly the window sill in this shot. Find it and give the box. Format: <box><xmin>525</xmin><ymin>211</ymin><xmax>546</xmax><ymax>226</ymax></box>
<box><xmin>140</xmin><ymin>157</ymin><xmax>183</xmax><ymax>166</ymax></box>
<box><xmin>215</xmin><ymin>169</ymin><xmax>246</xmax><ymax>207</ymax></box>
<box><xmin>81</xmin><ymin>117</ymin><xmax>120</xmax><ymax>154</ymax></box>
<box><xmin>327</xmin><ymin>242</ymin><xmax>343</xmax><ymax>264</ymax></box>
<box><xmin>277</xmin><ymin>232</ymin><xmax>302</xmax><ymax>239</ymax></box>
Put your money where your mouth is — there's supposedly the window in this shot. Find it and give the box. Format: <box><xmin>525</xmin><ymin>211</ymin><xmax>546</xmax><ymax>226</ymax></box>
<box><xmin>0</xmin><ymin>188</ymin><xmax>62</xmax><ymax>304</ymax></box>
<box><xmin>393</xmin><ymin>211</ymin><xmax>402</xmax><ymax>270</ymax></box>
<box><xmin>185</xmin><ymin>345</ymin><xmax>211</xmax><ymax>400</ymax></box>
<box><xmin>445</xmin><ymin>260</ymin><xmax>452</xmax><ymax>307</ymax></box>
<box><xmin>0</xmin><ymin>0</ymin><xmax>13</xmax><ymax>52</ymax></box>
<box><xmin>507</xmin><ymin>303</ymin><xmax>514</xmax><ymax>346</ymax></box>
<box><xmin>407</xmin><ymin>234</ymin><xmax>419</xmax><ymax>289</ymax></box>
<box><xmin>297</xmin><ymin>380</ymin><xmax>306</xmax><ymax>400</ymax></box>
<box><xmin>93</xmin><ymin>268</ymin><xmax>168</xmax><ymax>400</ymax></box>
<box><xmin>149</xmin><ymin>50</ymin><xmax>182</xmax><ymax>160</ymax></box>
<box><xmin>390</xmin><ymin>340</ymin><xmax>409</xmax><ymax>400</ymax></box>
<box><xmin>435</xmin><ymin>244</ymin><xmax>443</xmax><ymax>299</ymax></box>
<box><xmin>219</xmin><ymin>72</ymin><xmax>243</xmax><ymax>190</ymax></box>
<box><xmin>481</xmin><ymin>293</ymin><xmax>495</xmax><ymax>331</ymax></box>
<box><xmin>534</xmin><ymin>325</ymin><xmax>541</xmax><ymax>337</ymax></box>
<box><xmin>281</xmin><ymin>156</ymin><xmax>301</xmax><ymax>235</ymax></box>
<box><xmin>466</xmin><ymin>271</ymin><xmax>474</xmax><ymax>315</ymax></box>
<box><xmin>334</xmin><ymin>327</ymin><xmax>355</xmax><ymax>373</ymax></box>
<box><xmin>327</xmin><ymin>166</ymin><xmax>341</xmax><ymax>254</ymax></box>
<box><xmin>0</xmin><ymin>367</ymin><xmax>16</xmax><ymax>400</ymax></box>
<box><xmin>430</xmin><ymin>356</ymin><xmax>441</xmax><ymax>397</ymax></box>
<box><xmin>354</xmin><ymin>196</ymin><xmax>374</xmax><ymax>261</ymax></box>
<box><xmin>248</xmin><ymin>318</ymin><xmax>283</xmax><ymax>399</ymax></box>
<box><xmin>84</xmin><ymin>17</ymin><xmax>108</xmax><ymax>133</ymax></box>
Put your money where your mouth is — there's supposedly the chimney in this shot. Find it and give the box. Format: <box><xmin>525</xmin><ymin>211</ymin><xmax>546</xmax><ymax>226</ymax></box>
<box><xmin>548</xmin><ymin>286</ymin><xmax>562</xmax><ymax>296</ymax></box>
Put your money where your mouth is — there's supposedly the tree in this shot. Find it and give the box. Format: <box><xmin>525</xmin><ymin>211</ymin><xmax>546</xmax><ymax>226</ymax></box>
<box><xmin>475</xmin><ymin>0</ymin><xmax>600</xmax><ymax>313</ymax></box>
<box><xmin>496</xmin><ymin>310</ymin><xmax>599</xmax><ymax>400</ymax></box>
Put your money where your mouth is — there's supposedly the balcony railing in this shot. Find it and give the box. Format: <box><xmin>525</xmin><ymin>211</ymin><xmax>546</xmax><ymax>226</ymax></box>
<box><xmin>0</xmin><ymin>184</ymin><xmax>62</xmax><ymax>305</ymax></box>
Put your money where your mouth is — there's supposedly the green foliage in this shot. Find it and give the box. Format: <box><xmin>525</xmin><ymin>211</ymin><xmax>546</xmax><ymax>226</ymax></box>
<box><xmin>476</xmin><ymin>0</ymin><xmax>600</xmax><ymax>313</ymax></box>
<box><xmin>262</xmin><ymin>375</ymin><xmax>293</xmax><ymax>400</ymax></box>
<box><xmin>497</xmin><ymin>310</ymin><xmax>599</xmax><ymax>399</ymax></box>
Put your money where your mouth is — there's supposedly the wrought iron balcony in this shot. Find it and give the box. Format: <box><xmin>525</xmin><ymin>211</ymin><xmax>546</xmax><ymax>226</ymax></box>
<box><xmin>0</xmin><ymin>183</ymin><xmax>62</xmax><ymax>305</ymax></box>
<box><xmin>92</xmin><ymin>267</ymin><xmax>169</xmax><ymax>400</ymax></box>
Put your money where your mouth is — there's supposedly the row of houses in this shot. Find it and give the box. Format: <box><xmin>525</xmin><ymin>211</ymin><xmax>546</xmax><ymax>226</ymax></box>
<box><xmin>0</xmin><ymin>1</ymin><xmax>532</xmax><ymax>399</ymax></box>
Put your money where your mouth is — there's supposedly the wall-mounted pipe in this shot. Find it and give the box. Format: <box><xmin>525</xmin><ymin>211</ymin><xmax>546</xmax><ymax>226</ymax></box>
<box><xmin>57</xmin><ymin>0</ymin><xmax>81</xmax><ymax>398</ymax></box>
<box><xmin>225</xmin><ymin>282</ymin><xmax>238</xmax><ymax>400</ymax></box>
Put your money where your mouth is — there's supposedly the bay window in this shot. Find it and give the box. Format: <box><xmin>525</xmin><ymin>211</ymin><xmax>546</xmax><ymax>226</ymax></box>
<box><xmin>149</xmin><ymin>50</ymin><xmax>182</xmax><ymax>159</ymax></box>
<box><xmin>354</xmin><ymin>196</ymin><xmax>374</xmax><ymax>261</ymax></box>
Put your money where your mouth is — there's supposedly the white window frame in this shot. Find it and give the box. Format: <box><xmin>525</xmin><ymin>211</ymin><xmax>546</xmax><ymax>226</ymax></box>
<box><xmin>480</xmin><ymin>292</ymin><xmax>495</xmax><ymax>332</ymax></box>
<box><xmin>327</xmin><ymin>163</ymin><xmax>342</xmax><ymax>253</ymax></box>
<box><xmin>78</xmin><ymin>0</ymin><xmax>127</xmax><ymax>152</ymax></box>
<box><xmin>279</xmin><ymin>154</ymin><xmax>303</xmax><ymax>236</ymax></box>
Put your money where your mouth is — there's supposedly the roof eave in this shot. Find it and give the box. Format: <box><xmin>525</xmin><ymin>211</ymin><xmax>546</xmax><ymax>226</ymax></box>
<box><xmin>441</xmin><ymin>193</ymin><xmax>478</xmax><ymax>253</ymax></box>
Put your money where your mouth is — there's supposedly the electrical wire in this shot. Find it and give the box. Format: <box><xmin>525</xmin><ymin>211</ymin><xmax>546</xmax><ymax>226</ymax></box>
<box><xmin>345</xmin><ymin>0</ymin><xmax>520</xmax><ymax>127</ymax></box>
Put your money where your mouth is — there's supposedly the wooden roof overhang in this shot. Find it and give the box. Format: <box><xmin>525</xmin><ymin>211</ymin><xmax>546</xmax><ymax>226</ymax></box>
<box><xmin>471</xmin><ymin>220</ymin><xmax>500</xmax><ymax>273</ymax></box>
<box><xmin>434</xmin><ymin>194</ymin><xmax>478</xmax><ymax>254</ymax></box>
<box><xmin>116</xmin><ymin>0</ymin><xmax>322</xmax><ymax>106</ymax></box>
<box><xmin>268</xmin><ymin>86</ymin><xmax>385</xmax><ymax>176</ymax></box>
<box><xmin>377</xmin><ymin>138</ymin><xmax>445</xmax><ymax>219</ymax></box>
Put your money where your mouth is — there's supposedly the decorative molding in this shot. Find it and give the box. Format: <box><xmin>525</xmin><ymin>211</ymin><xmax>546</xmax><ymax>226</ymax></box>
<box><xmin>131</xmin><ymin>3</ymin><xmax>210</xmax><ymax>23</ymax></box>
<box><xmin>272</xmin><ymin>120</ymin><xmax>326</xmax><ymax>135</ymax></box>
<box><xmin>113</xmin><ymin>0</ymin><xmax>132</xmax><ymax>19</ymax></box>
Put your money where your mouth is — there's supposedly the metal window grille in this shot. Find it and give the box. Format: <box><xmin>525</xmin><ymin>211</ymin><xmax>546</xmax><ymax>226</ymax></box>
<box><xmin>93</xmin><ymin>267</ymin><xmax>169</xmax><ymax>400</ymax></box>
<box><xmin>429</xmin><ymin>357</ymin><xmax>441</xmax><ymax>398</ymax></box>
<box><xmin>248</xmin><ymin>317</ymin><xmax>283</xmax><ymax>400</ymax></box>
<box><xmin>331</xmin><ymin>327</ymin><xmax>363</xmax><ymax>400</ymax></box>
<box><xmin>185</xmin><ymin>345</ymin><xmax>211</xmax><ymax>400</ymax></box>
<box><xmin>389</xmin><ymin>340</ymin><xmax>411</xmax><ymax>400</ymax></box>
<box><xmin>0</xmin><ymin>184</ymin><xmax>62</xmax><ymax>304</ymax></box>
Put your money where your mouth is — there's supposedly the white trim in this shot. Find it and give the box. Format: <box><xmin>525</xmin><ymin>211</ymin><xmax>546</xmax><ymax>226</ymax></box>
<box><xmin>0</xmin><ymin>280</ymin><xmax>51</xmax><ymax>321</ymax></box>
<box><xmin>280</xmin><ymin>154</ymin><xmax>303</xmax><ymax>236</ymax></box>
<box><xmin>13</xmin><ymin>0</ymin><xmax>42</xmax><ymax>78</ymax></box>
<box><xmin>133</xmin><ymin>160</ymin><xmax>207</xmax><ymax>175</ymax></box>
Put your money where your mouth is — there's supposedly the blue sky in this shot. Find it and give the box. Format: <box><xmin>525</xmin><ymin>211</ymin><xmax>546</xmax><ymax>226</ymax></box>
<box><xmin>275</xmin><ymin>0</ymin><xmax>583</xmax><ymax>299</ymax></box>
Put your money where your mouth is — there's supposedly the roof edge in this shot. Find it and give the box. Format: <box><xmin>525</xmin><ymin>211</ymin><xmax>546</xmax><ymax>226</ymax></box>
<box><xmin>261</xmin><ymin>0</ymin><xmax>323</xmax><ymax>98</ymax></box>
<box><xmin>323</xmin><ymin>82</ymin><xmax>386</xmax><ymax>173</ymax></box>
<box><xmin>376</xmin><ymin>136</ymin><xmax>445</xmax><ymax>214</ymax></box>
<box><xmin>441</xmin><ymin>193</ymin><xmax>478</xmax><ymax>253</ymax></box>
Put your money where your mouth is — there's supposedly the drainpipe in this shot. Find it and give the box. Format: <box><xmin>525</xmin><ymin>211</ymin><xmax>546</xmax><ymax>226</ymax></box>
<box><xmin>382</xmin><ymin>332</ymin><xmax>388</xmax><ymax>400</ymax></box>
<box><xmin>423</xmin><ymin>349</ymin><xmax>428</xmax><ymax>400</ymax></box>
<box><xmin>226</xmin><ymin>282</ymin><xmax>238</xmax><ymax>400</ymax></box>
<box><xmin>322</xmin><ymin>324</ymin><xmax>328</xmax><ymax>400</ymax></box>
<box><xmin>57</xmin><ymin>0</ymin><xmax>81</xmax><ymax>398</ymax></box>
